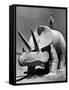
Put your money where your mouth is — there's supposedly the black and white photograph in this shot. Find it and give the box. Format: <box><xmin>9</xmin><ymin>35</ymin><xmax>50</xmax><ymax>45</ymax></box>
<box><xmin>14</xmin><ymin>5</ymin><xmax>67</xmax><ymax>84</ymax></box>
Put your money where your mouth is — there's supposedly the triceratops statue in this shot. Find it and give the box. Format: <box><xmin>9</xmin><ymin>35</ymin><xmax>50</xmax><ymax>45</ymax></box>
<box><xmin>16</xmin><ymin>28</ymin><xmax>55</xmax><ymax>81</ymax></box>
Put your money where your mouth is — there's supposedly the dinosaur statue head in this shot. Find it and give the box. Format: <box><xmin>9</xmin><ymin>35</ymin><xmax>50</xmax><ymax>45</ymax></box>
<box><xmin>17</xmin><ymin>26</ymin><xmax>53</xmax><ymax>67</ymax></box>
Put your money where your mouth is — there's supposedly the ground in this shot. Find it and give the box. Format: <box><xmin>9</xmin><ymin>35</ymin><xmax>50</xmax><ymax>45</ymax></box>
<box><xmin>16</xmin><ymin>58</ymin><xmax>66</xmax><ymax>84</ymax></box>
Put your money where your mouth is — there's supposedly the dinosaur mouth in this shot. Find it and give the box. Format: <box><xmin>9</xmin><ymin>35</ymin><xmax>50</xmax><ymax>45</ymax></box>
<box><xmin>23</xmin><ymin>60</ymin><xmax>45</xmax><ymax>67</ymax></box>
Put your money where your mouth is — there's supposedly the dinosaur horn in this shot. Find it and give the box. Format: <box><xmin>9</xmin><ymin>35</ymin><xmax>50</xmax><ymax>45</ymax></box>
<box><xmin>30</xmin><ymin>30</ymin><xmax>39</xmax><ymax>51</ymax></box>
<box><xmin>22</xmin><ymin>48</ymin><xmax>26</xmax><ymax>52</ymax></box>
<box><xmin>18</xmin><ymin>30</ymin><xmax>31</xmax><ymax>51</ymax></box>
